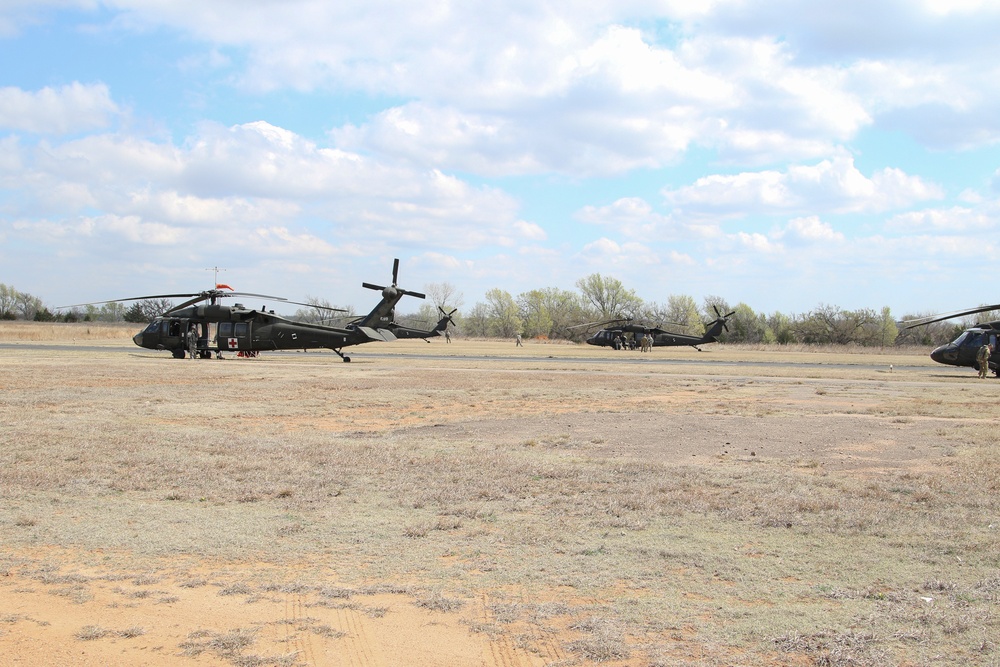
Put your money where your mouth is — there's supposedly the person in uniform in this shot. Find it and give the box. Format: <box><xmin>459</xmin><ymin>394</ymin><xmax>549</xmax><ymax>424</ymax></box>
<box><xmin>977</xmin><ymin>341</ymin><xmax>992</xmax><ymax>378</ymax></box>
<box><xmin>188</xmin><ymin>324</ymin><xmax>199</xmax><ymax>360</ymax></box>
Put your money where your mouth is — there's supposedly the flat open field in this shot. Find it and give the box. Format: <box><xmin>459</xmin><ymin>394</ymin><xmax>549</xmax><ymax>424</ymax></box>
<box><xmin>2</xmin><ymin>323</ymin><xmax>999</xmax><ymax>666</ymax></box>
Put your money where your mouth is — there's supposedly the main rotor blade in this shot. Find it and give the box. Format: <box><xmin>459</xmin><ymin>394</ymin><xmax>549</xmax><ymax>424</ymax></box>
<box><xmin>165</xmin><ymin>296</ymin><xmax>208</xmax><ymax>313</ymax></box>
<box><xmin>900</xmin><ymin>303</ymin><xmax>1000</xmax><ymax>329</ymax></box>
<box><xmin>362</xmin><ymin>282</ymin><xmax>386</xmax><ymax>291</ymax></box>
<box><xmin>568</xmin><ymin>319</ymin><xmax>626</xmax><ymax>331</ymax></box>
<box><xmin>281</xmin><ymin>300</ymin><xmax>349</xmax><ymax>312</ymax></box>
<box><xmin>567</xmin><ymin>320</ymin><xmax>602</xmax><ymax>330</ymax></box>
<box><xmin>57</xmin><ymin>293</ymin><xmax>202</xmax><ymax>309</ymax></box>
<box><xmin>165</xmin><ymin>290</ymin><xmax>290</xmax><ymax>314</ymax></box>
<box><xmin>224</xmin><ymin>291</ymin><xmax>288</xmax><ymax>301</ymax></box>
<box><xmin>59</xmin><ymin>290</ymin><xmax>289</xmax><ymax>311</ymax></box>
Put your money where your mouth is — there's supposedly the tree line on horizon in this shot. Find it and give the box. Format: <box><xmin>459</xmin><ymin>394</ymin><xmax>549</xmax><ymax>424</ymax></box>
<box><xmin>1</xmin><ymin>278</ymin><xmax>988</xmax><ymax>348</ymax></box>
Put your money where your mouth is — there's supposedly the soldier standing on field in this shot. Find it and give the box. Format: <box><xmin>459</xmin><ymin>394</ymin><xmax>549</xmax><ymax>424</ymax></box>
<box><xmin>188</xmin><ymin>324</ymin><xmax>199</xmax><ymax>360</ymax></box>
<box><xmin>977</xmin><ymin>341</ymin><xmax>992</xmax><ymax>378</ymax></box>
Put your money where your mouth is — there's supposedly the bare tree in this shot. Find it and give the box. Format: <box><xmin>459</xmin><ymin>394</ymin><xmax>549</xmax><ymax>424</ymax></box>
<box><xmin>424</xmin><ymin>282</ymin><xmax>464</xmax><ymax>311</ymax></box>
<box><xmin>139</xmin><ymin>299</ymin><xmax>174</xmax><ymax>320</ymax></box>
<box><xmin>15</xmin><ymin>290</ymin><xmax>42</xmax><ymax>320</ymax></box>
<box><xmin>665</xmin><ymin>295</ymin><xmax>703</xmax><ymax>335</ymax></box>
<box><xmin>575</xmin><ymin>273</ymin><xmax>642</xmax><ymax>320</ymax></box>
<box><xmin>293</xmin><ymin>296</ymin><xmax>353</xmax><ymax>324</ymax></box>
<box><xmin>0</xmin><ymin>283</ymin><xmax>17</xmax><ymax>318</ymax></box>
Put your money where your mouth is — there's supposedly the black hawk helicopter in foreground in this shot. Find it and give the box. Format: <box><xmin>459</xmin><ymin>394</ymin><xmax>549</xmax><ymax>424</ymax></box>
<box><xmin>576</xmin><ymin>306</ymin><xmax>736</xmax><ymax>350</ymax></box>
<box><xmin>900</xmin><ymin>303</ymin><xmax>1000</xmax><ymax>376</ymax></box>
<box><xmin>62</xmin><ymin>259</ymin><xmax>455</xmax><ymax>362</ymax></box>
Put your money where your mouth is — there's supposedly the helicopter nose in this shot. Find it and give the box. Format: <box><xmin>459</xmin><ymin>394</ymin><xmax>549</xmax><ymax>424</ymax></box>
<box><xmin>930</xmin><ymin>344</ymin><xmax>958</xmax><ymax>365</ymax></box>
<box><xmin>132</xmin><ymin>332</ymin><xmax>143</xmax><ymax>347</ymax></box>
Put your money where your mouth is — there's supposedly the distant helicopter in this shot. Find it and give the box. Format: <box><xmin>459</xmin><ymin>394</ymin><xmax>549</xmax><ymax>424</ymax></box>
<box><xmin>900</xmin><ymin>303</ymin><xmax>1000</xmax><ymax>376</ymax></box>
<box><xmin>574</xmin><ymin>306</ymin><xmax>735</xmax><ymax>350</ymax></box>
<box><xmin>61</xmin><ymin>259</ymin><xmax>455</xmax><ymax>362</ymax></box>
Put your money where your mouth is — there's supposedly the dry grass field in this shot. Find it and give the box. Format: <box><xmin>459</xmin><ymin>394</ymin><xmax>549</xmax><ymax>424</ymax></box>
<box><xmin>2</xmin><ymin>322</ymin><xmax>1000</xmax><ymax>666</ymax></box>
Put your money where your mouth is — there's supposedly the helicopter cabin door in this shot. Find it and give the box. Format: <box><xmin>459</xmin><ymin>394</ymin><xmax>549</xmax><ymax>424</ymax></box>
<box><xmin>217</xmin><ymin>321</ymin><xmax>252</xmax><ymax>353</ymax></box>
<box><xmin>163</xmin><ymin>319</ymin><xmax>184</xmax><ymax>350</ymax></box>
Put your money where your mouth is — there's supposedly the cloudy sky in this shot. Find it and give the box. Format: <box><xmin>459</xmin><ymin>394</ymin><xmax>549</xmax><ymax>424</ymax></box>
<box><xmin>2</xmin><ymin>1</ymin><xmax>999</xmax><ymax>317</ymax></box>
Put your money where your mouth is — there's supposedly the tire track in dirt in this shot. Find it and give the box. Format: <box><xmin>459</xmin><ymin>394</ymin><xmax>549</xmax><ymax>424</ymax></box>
<box><xmin>478</xmin><ymin>591</ymin><xmax>567</xmax><ymax>667</ymax></box>
<box><xmin>334</xmin><ymin>604</ymin><xmax>385</xmax><ymax>667</ymax></box>
<box><xmin>521</xmin><ymin>617</ymin><xmax>565</xmax><ymax>664</ymax></box>
<box><xmin>283</xmin><ymin>593</ymin><xmax>318</xmax><ymax>667</ymax></box>
<box><xmin>479</xmin><ymin>592</ymin><xmax>523</xmax><ymax>667</ymax></box>
<box><xmin>518</xmin><ymin>596</ymin><xmax>567</xmax><ymax>665</ymax></box>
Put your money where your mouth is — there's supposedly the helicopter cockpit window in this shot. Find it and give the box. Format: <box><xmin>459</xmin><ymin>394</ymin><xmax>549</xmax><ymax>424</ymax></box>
<box><xmin>963</xmin><ymin>332</ymin><xmax>984</xmax><ymax>348</ymax></box>
<box><xmin>144</xmin><ymin>321</ymin><xmax>160</xmax><ymax>333</ymax></box>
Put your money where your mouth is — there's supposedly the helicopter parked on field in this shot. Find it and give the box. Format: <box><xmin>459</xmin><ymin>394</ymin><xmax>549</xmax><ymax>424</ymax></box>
<box><xmin>60</xmin><ymin>259</ymin><xmax>455</xmax><ymax>362</ymax></box>
<box><xmin>575</xmin><ymin>306</ymin><xmax>735</xmax><ymax>350</ymax></box>
<box><xmin>900</xmin><ymin>304</ymin><xmax>1000</xmax><ymax>376</ymax></box>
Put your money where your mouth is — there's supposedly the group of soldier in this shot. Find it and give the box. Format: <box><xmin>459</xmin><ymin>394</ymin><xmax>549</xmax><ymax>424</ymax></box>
<box><xmin>610</xmin><ymin>333</ymin><xmax>653</xmax><ymax>352</ymax></box>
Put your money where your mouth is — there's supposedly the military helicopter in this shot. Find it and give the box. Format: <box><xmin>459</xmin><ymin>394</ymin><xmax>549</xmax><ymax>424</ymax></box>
<box><xmin>574</xmin><ymin>306</ymin><xmax>735</xmax><ymax>350</ymax></box>
<box><xmin>900</xmin><ymin>303</ymin><xmax>1000</xmax><ymax>376</ymax></box>
<box><xmin>61</xmin><ymin>259</ymin><xmax>455</xmax><ymax>362</ymax></box>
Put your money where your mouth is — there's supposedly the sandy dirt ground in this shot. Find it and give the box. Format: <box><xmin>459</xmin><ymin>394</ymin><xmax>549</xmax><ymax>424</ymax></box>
<box><xmin>0</xmin><ymin>326</ymin><xmax>993</xmax><ymax>666</ymax></box>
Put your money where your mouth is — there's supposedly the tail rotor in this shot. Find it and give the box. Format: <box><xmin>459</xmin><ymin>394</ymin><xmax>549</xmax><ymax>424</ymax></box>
<box><xmin>713</xmin><ymin>305</ymin><xmax>735</xmax><ymax>331</ymax></box>
<box><xmin>438</xmin><ymin>306</ymin><xmax>458</xmax><ymax>328</ymax></box>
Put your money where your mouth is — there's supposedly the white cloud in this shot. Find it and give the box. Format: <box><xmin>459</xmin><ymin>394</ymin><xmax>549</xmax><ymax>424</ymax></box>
<box><xmin>577</xmin><ymin>197</ymin><xmax>656</xmax><ymax>225</ymax></box>
<box><xmin>666</xmin><ymin>250</ymin><xmax>697</xmax><ymax>266</ymax></box>
<box><xmin>123</xmin><ymin>189</ymin><xmax>297</xmax><ymax>226</ymax></box>
<box><xmin>663</xmin><ymin>156</ymin><xmax>942</xmax><ymax>218</ymax></box>
<box><xmin>12</xmin><ymin>213</ymin><xmax>182</xmax><ymax>246</ymax></box>
<box><xmin>885</xmin><ymin>206</ymin><xmax>998</xmax><ymax>232</ymax></box>
<box><xmin>578</xmin><ymin>237</ymin><xmax>660</xmax><ymax>267</ymax></box>
<box><xmin>734</xmin><ymin>231</ymin><xmax>782</xmax><ymax>253</ymax></box>
<box><xmin>513</xmin><ymin>220</ymin><xmax>547</xmax><ymax>241</ymax></box>
<box><xmin>252</xmin><ymin>226</ymin><xmax>337</xmax><ymax>256</ymax></box>
<box><xmin>8</xmin><ymin>2</ymin><xmax>1000</xmax><ymax>172</ymax></box>
<box><xmin>780</xmin><ymin>216</ymin><xmax>846</xmax><ymax>243</ymax></box>
<box><xmin>2</xmin><ymin>119</ymin><xmax>532</xmax><ymax>266</ymax></box>
<box><xmin>0</xmin><ymin>83</ymin><xmax>119</xmax><ymax>135</ymax></box>
<box><xmin>924</xmin><ymin>0</ymin><xmax>998</xmax><ymax>17</ymax></box>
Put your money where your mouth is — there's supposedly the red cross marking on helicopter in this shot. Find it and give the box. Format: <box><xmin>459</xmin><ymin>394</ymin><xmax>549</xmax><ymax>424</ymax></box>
<box><xmin>227</xmin><ymin>338</ymin><xmax>238</xmax><ymax>348</ymax></box>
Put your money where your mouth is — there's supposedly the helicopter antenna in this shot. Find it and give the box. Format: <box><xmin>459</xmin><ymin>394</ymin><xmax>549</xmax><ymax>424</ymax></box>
<box><xmin>205</xmin><ymin>266</ymin><xmax>227</xmax><ymax>289</ymax></box>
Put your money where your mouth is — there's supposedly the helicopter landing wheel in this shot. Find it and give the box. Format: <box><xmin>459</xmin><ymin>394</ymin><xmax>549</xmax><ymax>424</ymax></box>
<box><xmin>343</xmin><ymin>356</ymin><xmax>351</xmax><ymax>363</ymax></box>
